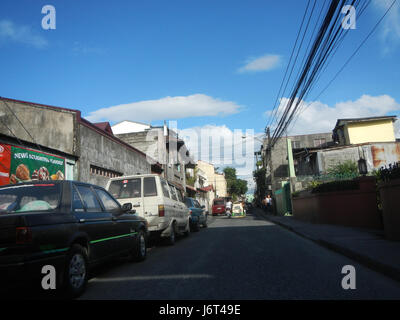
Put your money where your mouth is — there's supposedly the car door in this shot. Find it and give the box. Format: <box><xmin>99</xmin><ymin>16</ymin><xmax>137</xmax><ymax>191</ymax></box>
<box><xmin>73</xmin><ymin>184</ymin><xmax>116</xmax><ymax>261</ymax></box>
<box><xmin>174</xmin><ymin>186</ymin><xmax>188</xmax><ymax>228</ymax></box>
<box><xmin>193</xmin><ymin>199</ymin><xmax>205</xmax><ymax>224</ymax></box>
<box><xmin>160</xmin><ymin>178</ymin><xmax>174</xmax><ymax>221</ymax></box>
<box><xmin>94</xmin><ymin>187</ymin><xmax>137</xmax><ymax>254</ymax></box>
<box><xmin>168</xmin><ymin>183</ymin><xmax>181</xmax><ymax>224</ymax></box>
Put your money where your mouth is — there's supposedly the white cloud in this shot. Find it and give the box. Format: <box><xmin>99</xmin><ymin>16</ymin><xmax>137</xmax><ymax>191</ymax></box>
<box><xmin>238</xmin><ymin>54</ymin><xmax>281</xmax><ymax>73</ymax></box>
<box><xmin>373</xmin><ymin>0</ymin><xmax>400</xmax><ymax>53</ymax></box>
<box><xmin>266</xmin><ymin>94</ymin><xmax>400</xmax><ymax>137</ymax></box>
<box><xmin>0</xmin><ymin>20</ymin><xmax>47</xmax><ymax>49</ymax></box>
<box><xmin>86</xmin><ymin>94</ymin><xmax>242</xmax><ymax>123</ymax></box>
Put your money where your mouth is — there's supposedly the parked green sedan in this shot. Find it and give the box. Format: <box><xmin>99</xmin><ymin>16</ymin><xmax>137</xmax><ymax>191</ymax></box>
<box><xmin>0</xmin><ymin>180</ymin><xmax>148</xmax><ymax>298</ymax></box>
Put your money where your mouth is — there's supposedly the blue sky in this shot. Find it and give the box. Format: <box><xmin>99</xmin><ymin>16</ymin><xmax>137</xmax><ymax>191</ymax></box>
<box><xmin>1</xmin><ymin>0</ymin><xmax>400</xmax><ymax>187</ymax></box>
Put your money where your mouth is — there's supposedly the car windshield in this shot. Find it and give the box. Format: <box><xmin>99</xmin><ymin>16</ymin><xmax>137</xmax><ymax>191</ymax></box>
<box><xmin>0</xmin><ymin>184</ymin><xmax>61</xmax><ymax>214</ymax></box>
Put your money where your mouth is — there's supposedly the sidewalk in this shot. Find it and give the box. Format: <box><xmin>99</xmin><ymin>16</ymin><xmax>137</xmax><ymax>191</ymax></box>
<box><xmin>254</xmin><ymin>208</ymin><xmax>400</xmax><ymax>283</ymax></box>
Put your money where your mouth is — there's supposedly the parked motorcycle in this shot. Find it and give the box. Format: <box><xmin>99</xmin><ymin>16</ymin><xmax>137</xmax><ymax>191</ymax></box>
<box><xmin>226</xmin><ymin>207</ymin><xmax>232</xmax><ymax>218</ymax></box>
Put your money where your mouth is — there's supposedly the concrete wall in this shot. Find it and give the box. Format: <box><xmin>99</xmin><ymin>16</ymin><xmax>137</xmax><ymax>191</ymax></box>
<box><xmin>262</xmin><ymin>132</ymin><xmax>333</xmax><ymax>191</ymax></box>
<box><xmin>317</xmin><ymin>142</ymin><xmax>400</xmax><ymax>174</ymax></box>
<box><xmin>115</xmin><ymin>128</ymin><xmax>186</xmax><ymax>188</ymax></box>
<box><xmin>0</xmin><ymin>99</ymin><xmax>77</xmax><ymax>156</ymax></box>
<box><xmin>79</xmin><ymin>124</ymin><xmax>151</xmax><ymax>187</ymax></box>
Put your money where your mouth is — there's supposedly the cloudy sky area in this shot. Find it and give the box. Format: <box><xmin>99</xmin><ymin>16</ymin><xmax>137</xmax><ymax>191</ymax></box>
<box><xmin>1</xmin><ymin>1</ymin><xmax>399</xmax><ymax>192</ymax></box>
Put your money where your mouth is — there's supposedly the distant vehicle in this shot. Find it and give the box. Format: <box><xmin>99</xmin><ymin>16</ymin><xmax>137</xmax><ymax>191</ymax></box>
<box><xmin>106</xmin><ymin>174</ymin><xmax>190</xmax><ymax>245</ymax></box>
<box><xmin>232</xmin><ymin>201</ymin><xmax>245</xmax><ymax>217</ymax></box>
<box><xmin>0</xmin><ymin>180</ymin><xmax>148</xmax><ymax>298</ymax></box>
<box><xmin>184</xmin><ymin>197</ymin><xmax>208</xmax><ymax>231</ymax></box>
<box><xmin>212</xmin><ymin>198</ymin><xmax>226</xmax><ymax>216</ymax></box>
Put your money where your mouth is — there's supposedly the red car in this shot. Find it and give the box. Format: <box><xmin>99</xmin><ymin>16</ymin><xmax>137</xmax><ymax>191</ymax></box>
<box><xmin>212</xmin><ymin>198</ymin><xmax>226</xmax><ymax>216</ymax></box>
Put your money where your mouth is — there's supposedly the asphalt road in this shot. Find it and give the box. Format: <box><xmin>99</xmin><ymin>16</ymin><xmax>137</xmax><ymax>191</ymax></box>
<box><xmin>79</xmin><ymin>209</ymin><xmax>400</xmax><ymax>300</ymax></box>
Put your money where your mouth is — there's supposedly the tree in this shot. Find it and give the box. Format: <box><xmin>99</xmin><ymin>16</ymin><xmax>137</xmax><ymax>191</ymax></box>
<box><xmin>223</xmin><ymin>167</ymin><xmax>248</xmax><ymax>200</ymax></box>
<box><xmin>253</xmin><ymin>167</ymin><xmax>267</xmax><ymax>205</ymax></box>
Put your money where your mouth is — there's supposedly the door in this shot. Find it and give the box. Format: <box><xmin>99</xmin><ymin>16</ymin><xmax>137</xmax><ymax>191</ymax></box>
<box><xmin>73</xmin><ymin>184</ymin><xmax>116</xmax><ymax>261</ymax></box>
<box><xmin>94</xmin><ymin>187</ymin><xmax>137</xmax><ymax>253</ymax></box>
<box><xmin>193</xmin><ymin>199</ymin><xmax>205</xmax><ymax>224</ymax></box>
<box><xmin>167</xmin><ymin>182</ymin><xmax>180</xmax><ymax>222</ymax></box>
<box><xmin>173</xmin><ymin>185</ymin><xmax>188</xmax><ymax>228</ymax></box>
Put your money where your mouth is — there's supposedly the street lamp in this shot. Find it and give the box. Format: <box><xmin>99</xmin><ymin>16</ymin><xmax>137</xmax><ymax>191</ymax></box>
<box><xmin>358</xmin><ymin>158</ymin><xmax>367</xmax><ymax>176</ymax></box>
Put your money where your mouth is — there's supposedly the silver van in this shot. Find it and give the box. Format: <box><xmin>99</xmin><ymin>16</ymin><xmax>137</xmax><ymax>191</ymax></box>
<box><xmin>106</xmin><ymin>174</ymin><xmax>190</xmax><ymax>245</ymax></box>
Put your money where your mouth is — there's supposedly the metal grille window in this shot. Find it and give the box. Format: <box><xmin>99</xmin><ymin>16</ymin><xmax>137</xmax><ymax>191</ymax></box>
<box><xmin>90</xmin><ymin>165</ymin><xmax>123</xmax><ymax>178</ymax></box>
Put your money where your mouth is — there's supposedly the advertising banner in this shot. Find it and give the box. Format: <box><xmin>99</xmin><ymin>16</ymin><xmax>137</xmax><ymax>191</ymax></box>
<box><xmin>0</xmin><ymin>143</ymin><xmax>65</xmax><ymax>186</ymax></box>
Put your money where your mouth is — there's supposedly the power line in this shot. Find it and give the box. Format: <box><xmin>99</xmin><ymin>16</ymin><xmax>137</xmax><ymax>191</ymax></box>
<box><xmin>286</xmin><ymin>0</ymin><xmax>395</xmax><ymax>136</ymax></box>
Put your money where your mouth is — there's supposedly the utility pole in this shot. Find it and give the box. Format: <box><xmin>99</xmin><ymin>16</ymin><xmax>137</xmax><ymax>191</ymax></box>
<box><xmin>266</xmin><ymin>127</ymin><xmax>274</xmax><ymax>194</ymax></box>
<box><xmin>266</xmin><ymin>127</ymin><xmax>276</xmax><ymax>215</ymax></box>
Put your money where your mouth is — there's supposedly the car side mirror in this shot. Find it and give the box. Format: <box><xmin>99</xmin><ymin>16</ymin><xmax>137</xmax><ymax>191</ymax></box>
<box><xmin>122</xmin><ymin>203</ymin><xmax>133</xmax><ymax>213</ymax></box>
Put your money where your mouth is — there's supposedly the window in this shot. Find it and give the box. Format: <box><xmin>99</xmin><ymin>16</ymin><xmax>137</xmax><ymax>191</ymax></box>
<box><xmin>213</xmin><ymin>199</ymin><xmax>225</xmax><ymax>205</ymax></box>
<box><xmin>95</xmin><ymin>188</ymin><xmax>120</xmax><ymax>212</ymax></box>
<box><xmin>194</xmin><ymin>200</ymin><xmax>201</xmax><ymax>208</ymax></box>
<box><xmin>292</xmin><ymin>141</ymin><xmax>301</xmax><ymax>149</ymax></box>
<box><xmin>90</xmin><ymin>164</ymin><xmax>122</xmax><ymax>178</ymax></box>
<box><xmin>72</xmin><ymin>186</ymin><xmax>84</xmax><ymax>212</ymax></box>
<box><xmin>0</xmin><ymin>184</ymin><xmax>61</xmax><ymax>213</ymax></box>
<box><xmin>76</xmin><ymin>185</ymin><xmax>102</xmax><ymax>212</ymax></box>
<box><xmin>313</xmin><ymin>138</ymin><xmax>326</xmax><ymax>147</ymax></box>
<box><xmin>168</xmin><ymin>183</ymin><xmax>178</xmax><ymax>201</ymax></box>
<box><xmin>144</xmin><ymin>177</ymin><xmax>158</xmax><ymax>197</ymax></box>
<box><xmin>184</xmin><ymin>198</ymin><xmax>192</xmax><ymax>207</ymax></box>
<box><xmin>109</xmin><ymin>178</ymin><xmax>141</xmax><ymax>199</ymax></box>
<box><xmin>160</xmin><ymin>179</ymin><xmax>170</xmax><ymax>198</ymax></box>
<box><xmin>176</xmin><ymin>188</ymin><xmax>184</xmax><ymax>202</ymax></box>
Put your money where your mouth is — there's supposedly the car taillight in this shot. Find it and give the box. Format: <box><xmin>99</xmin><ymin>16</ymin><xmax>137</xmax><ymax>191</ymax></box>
<box><xmin>16</xmin><ymin>227</ymin><xmax>32</xmax><ymax>244</ymax></box>
<box><xmin>158</xmin><ymin>205</ymin><xmax>165</xmax><ymax>217</ymax></box>
<box><xmin>189</xmin><ymin>210</ymin><xmax>192</xmax><ymax>215</ymax></box>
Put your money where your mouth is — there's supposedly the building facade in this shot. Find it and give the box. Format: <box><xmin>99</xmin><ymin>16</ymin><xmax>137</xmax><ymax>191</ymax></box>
<box><xmin>0</xmin><ymin>97</ymin><xmax>154</xmax><ymax>188</ymax></box>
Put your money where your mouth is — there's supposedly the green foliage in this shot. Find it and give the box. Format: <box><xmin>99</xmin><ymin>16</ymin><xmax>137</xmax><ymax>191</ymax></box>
<box><xmin>224</xmin><ymin>167</ymin><xmax>248</xmax><ymax>198</ymax></box>
<box><xmin>377</xmin><ymin>162</ymin><xmax>400</xmax><ymax>182</ymax></box>
<box><xmin>326</xmin><ymin>160</ymin><xmax>358</xmax><ymax>176</ymax></box>
<box><xmin>253</xmin><ymin>167</ymin><xmax>267</xmax><ymax>202</ymax></box>
<box><xmin>311</xmin><ymin>179</ymin><xmax>359</xmax><ymax>194</ymax></box>
<box><xmin>185</xmin><ymin>168</ymin><xmax>197</xmax><ymax>187</ymax></box>
<box><xmin>307</xmin><ymin>180</ymin><xmax>323</xmax><ymax>190</ymax></box>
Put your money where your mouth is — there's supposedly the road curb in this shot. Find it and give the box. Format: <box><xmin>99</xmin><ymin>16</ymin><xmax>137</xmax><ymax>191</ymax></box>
<box><xmin>253</xmin><ymin>209</ymin><xmax>400</xmax><ymax>284</ymax></box>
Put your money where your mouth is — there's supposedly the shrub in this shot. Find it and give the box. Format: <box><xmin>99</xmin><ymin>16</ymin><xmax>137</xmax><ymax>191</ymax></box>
<box><xmin>378</xmin><ymin>162</ymin><xmax>400</xmax><ymax>183</ymax></box>
<box><xmin>326</xmin><ymin>160</ymin><xmax>359</xmax><ymax>177</ymax></box>
<box><xmin>311</xmin><ymin>179</ymin><xmax>359</xmax><ymax>194</ymax></box>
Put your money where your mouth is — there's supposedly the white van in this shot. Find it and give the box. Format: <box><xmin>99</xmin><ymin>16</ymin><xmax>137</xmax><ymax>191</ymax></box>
<box><xmin>106</xmin><ymin>174</ymin><xmax>190</xmax><ymax>245</ymax></box>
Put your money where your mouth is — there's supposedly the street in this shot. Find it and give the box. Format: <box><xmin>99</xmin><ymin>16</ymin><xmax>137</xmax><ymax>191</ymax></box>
<box><xmin>79</xmin><ymin>209</ymin><xmax>400</xmax><ymax>300</ymax></box>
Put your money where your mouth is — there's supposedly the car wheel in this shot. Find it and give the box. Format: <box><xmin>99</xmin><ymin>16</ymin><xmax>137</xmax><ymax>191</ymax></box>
<box><xmin>166</xmin><ymin>222</ymin><xmax>176</xmax><ymax>246</ymax></box>
<box><xmin>192</xmin><ymin>220</ymin><xmax>200</xmax><ymax>232</ymax></box>
<box><xmin>129</xmin><ymin>229</ymin><xmax>147</xmax><ymax>262</ymax></box>
<box><xmin>63</xmin><ymin>244</ymin><xmax>88</xmax><ymax>298</ymax></box>
<box><xmin>183</xmin><ymin>220</ymin><xmax>190</xmax><ymax>237</ymax></box>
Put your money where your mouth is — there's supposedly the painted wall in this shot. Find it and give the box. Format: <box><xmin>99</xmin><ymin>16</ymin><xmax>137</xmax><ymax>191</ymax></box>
<box><xmin>346</xmin><ymin>119</ymin><xmax>396</xmax><ymax>145</ymax></box>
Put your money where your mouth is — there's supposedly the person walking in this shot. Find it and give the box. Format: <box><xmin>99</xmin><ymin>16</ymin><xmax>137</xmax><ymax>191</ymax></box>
<box><xmin>265</xmin><ymin>194</ymin><xmax>272</xmax><ymax>214</ymax></box>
